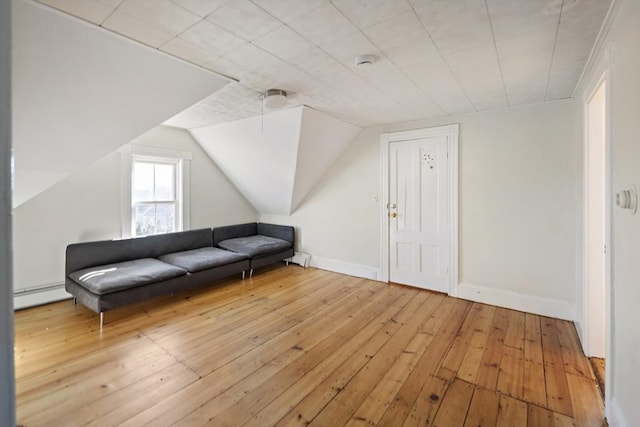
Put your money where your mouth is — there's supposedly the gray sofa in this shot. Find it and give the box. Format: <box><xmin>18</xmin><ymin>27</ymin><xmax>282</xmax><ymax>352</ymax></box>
<box><xmin>65</xmin><ymin>223</ymin><xmax>294</xmax><ymax>326</ymax></box>
<box><xmin>213</xmin><ymin>222</ymin><xmax>295</xmax><ymax>276</ymax></box>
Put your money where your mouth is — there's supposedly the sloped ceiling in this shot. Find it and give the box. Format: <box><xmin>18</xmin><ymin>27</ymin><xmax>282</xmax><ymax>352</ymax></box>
<box><xmin>36</xmin><ymin>0</ymin><xmax>612</xmax><ymax>129</ymax></box>
<box><xmin>12</xmin><ymin>0</ymin><xmax>231</xmax><ymax>207</ymax></box>
<box><xmin>190</xmin><ymin>106</ymin><xmax>361</xmax><ymax>215</ymax></box>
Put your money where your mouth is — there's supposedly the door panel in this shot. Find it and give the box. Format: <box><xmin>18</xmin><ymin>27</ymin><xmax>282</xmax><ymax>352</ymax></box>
<box><xmin>389</xmin><ymin>136</ymin><xmax>449</xmax><ymax>292</ymax></box>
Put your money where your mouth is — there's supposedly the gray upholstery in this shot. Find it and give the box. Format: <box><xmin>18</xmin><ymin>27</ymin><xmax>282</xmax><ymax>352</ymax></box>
<box><xmin>251</xmin><ymin>248</ymin><xmax>295</xmax><ymax>270</ymax></box>
<box><xmin>218</xmin><ymin>235</ymin><xmax>291</xmax><ymax>257</ymax></box>
<box><xmin>66</xmin><ymin>228</ymin><xmax>212</xmax><ymax>275</ymax></box>
<box><xmin>213</xmin><ymin>222</ymin><xmax>295</xmax><ymax>273</ymax></box>
<box><xmin>69</xmin><ymin>258</ymin><xmax>187</xmax><ymax>295</ymax></box>
<box><xmin>159</xmin><ymin>247</ymin><xmax>248</xmax><ymax>273</ymax></box>
<box><xmin>65</xmin><ymin>223</ymin><xmax>293</xmax><ymax>320</ymax></box>
<box><xmin>65</xmin><ymin>259</ymin><xmax>249</xmax><ymax>313</ymax></box>
<box><xmin>212</xmin><ymin>223</ymin><xmax>257</xmax><ymax>246</ymax></box>
<box><xmin>257</xmin><ymin>223</ymin><xmax>295</xmax><ymax>244</ymax></box>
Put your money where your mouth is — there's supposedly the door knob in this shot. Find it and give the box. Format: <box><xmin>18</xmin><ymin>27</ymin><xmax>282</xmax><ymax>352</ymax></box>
<box><xmin>390</xmin><ymin>212</ymin><xmax>397</xmax><ymax>218</ymax></box>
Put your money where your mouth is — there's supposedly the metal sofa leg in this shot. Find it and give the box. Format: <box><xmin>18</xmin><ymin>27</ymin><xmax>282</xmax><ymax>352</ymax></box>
<box><xmin>242</xmin><ymin>271</ymin><xmax>245</xmax><ymax>280</ymax></box>
<box><xmin>100</xmin><ymin>312</ymin><xmax>104</xmax><ymax>329</ymax></box>
<box><xmin>286</xmin><ymin>260</ymin><xmax>289</xmax><ymax>266</ymax></box>
<box><xmin>250</xmin><ymin>268</ymin><xmax>254</xmax><ymax>278</ymax></box>
<box><xmin>73</xmin><ymin>297</ymin><xmax>77</xmax><ymax>305</ymax></box>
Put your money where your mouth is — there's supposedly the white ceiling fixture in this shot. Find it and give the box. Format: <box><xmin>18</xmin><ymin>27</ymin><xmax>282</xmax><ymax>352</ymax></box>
<box><xmin>262</xmin><ymin>89</ymin><xmax>288</xmax><ymax>109</ymax></box>
<box><xmin>355</xmin><ymin>54</ymin><xmax>378</xmax><ymax>67</ymax></box>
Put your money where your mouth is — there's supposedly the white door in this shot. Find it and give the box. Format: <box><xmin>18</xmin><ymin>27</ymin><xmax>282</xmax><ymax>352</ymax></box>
<box><xmin>389</xmin><ymin>136</ymin><xmax>449</xmax><ymax>292</ymax></box>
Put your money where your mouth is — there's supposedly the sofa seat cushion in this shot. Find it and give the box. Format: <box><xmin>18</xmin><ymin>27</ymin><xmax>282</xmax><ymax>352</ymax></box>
<box><xmin>158</xmin><ymin>247</ymin><xmax>248</xmax><ymax>273</ymax></box>
<box><xmin>69</xmin><ymin>258</ymin><xmax>187</xmax><ymax>295</ymax></box>
<box><xmin>217</xmin><ymin>235</ymin><xmax>291</xmax><ymax>257</ymax></box>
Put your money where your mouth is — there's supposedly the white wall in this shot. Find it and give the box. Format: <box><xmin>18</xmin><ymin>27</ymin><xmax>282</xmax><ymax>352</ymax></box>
<box><xmin>191</xmin><ymin>106</ymin><xmax>361</xmax><ymax>215</ymax></box>
<box><xmin>0</xmin><ymin>0</ymin><xmax>16</xmax><ymax>424</ymax></box>
<box><xmin>262</xmin><ymin>98</ymin><xmax>581</xmax><ymax>320</ymax></box>
<box><xmin>578</xmin><ymin>1</ymin><xmax>640</xmax><ymax>425</ymax></box>
<box><xmin>12</xmin><ymin>126</ymin><xmax>256</xmax><ymax>307</ymax></box>
<box><xmin>12</xmin><ymin>0</ymin><xmax>230</xmax><ymax>208</ymax></box>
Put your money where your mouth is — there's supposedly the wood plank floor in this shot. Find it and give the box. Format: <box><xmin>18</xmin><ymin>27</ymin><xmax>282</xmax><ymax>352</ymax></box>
<box><xmin>14</xmin><ymin>266</ymin><xmax>605</xmax><ymax>426</ymax></box>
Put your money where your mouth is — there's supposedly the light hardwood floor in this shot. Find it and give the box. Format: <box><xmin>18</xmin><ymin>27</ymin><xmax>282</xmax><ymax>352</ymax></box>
<box><xmin>14</xmin><ymin>266</ymin><xmax>605</xmax><ymax>426</ymax></box>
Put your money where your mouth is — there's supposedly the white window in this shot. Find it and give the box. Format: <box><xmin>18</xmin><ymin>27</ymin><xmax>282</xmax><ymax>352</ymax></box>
<box><xmin>120</xmin><ymin>146</ymin><xmax>190</xmax><ymax>238</ymax></box>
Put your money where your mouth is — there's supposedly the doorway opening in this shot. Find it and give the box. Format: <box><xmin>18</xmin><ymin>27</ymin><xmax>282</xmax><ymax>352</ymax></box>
<box><xmin>584</xmin><ymin>75</ymin><xmax>608</xmax><ymax>398</ymax></box>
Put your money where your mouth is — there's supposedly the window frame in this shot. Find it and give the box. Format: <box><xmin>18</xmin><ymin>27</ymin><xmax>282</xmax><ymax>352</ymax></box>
<box><xmin>120</xmin><ymin>145</ymin><xmax>191</xmax><ymax>238</ymax></box>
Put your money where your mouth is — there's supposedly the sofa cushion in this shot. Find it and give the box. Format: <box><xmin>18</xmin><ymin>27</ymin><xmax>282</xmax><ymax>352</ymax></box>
<box><xmin>158</xmin><ymin>247</ymin><xmax>247</xmax><ymax>273</ymax></box>
<box><xmin>69</xmin><ymin>258</ymin><xmax>187</xmax><ymax>295</ymax></box>
<box><xmin>217</xmin><ymin>235</ymin><xmax>291</xmax><ymax>257</ymax></box>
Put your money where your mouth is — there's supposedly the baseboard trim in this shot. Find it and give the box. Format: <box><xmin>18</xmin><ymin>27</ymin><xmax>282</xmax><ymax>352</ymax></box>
<box><xmin>14</xmin><ymin>284</ymin><xmax>71</xmax><ymax>310</ymax></box>
<box><xmin>457</xmin><ymin>282</ymin><xmax>575</xmax><ymax>320</ymax></box>
<box><xmin>310</xmin><ymin>256</ymin><xmax>381</xmax><ymax>281</ymax></box>
<box><xmin>607</xmin><ymin>397</ymin><xmax>629</xmax><ymax>427</ymax></box>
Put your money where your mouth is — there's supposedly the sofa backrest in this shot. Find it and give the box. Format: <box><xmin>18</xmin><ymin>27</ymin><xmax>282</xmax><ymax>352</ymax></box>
<box><xmin>212</xmin><ymin>223</ymin><xmax>257</xmax><ymax>246</ymax></box>
<box><xmin>257</xmin><ymin>223</ymin><xmax>295</xmax><ymax>245</ymax></box>
<box><xmin>66</xmin><ymin>228</ymin><xmax>213</xmax><ymax>274</ymax></box>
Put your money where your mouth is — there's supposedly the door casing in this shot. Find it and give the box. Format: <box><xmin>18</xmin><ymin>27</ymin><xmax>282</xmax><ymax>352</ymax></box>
<box><xmin>380</xmin><ymin>124</ymin><xmax>459</xmax><ymax>296</ymax></box>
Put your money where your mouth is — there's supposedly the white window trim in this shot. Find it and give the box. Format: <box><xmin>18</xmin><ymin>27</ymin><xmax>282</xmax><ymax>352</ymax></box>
<box><xmin>119</xmin><ymin>145</ymin><xmax>191</xmax><ymax>238</ymax></box>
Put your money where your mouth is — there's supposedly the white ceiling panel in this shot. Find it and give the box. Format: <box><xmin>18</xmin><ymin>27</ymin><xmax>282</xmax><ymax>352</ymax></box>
<box><xmin>250</xmin><ymin>0</ymin><xmax>327</xmax><ymax>23</ymax></box>
<box><xmin>160</xmin><ymin>37</ymin><xmax>215</xmax><ymax>66</ymax></box>
<box><xmin>206</xmin><ymin>0</ymin><xmax>282</xmax><ymax>41</ymax></box>
<box><xmin>363</xmin><ymin>11</ymin><xmax>429</xmax><ymax>51</ymax></box>
<box><xmin>117</xmin><ymin>0</ymin><xmax>201</xmax><ymax>36</ymax></box>
<box><xmin>38</xmin><ymin>0</ymin><xmax>119</xmax><ymax>24</ymax></box>
<box><xmin>404</xmin><ymin>58</ymin><xmax>475</xmax><ymax>115</ymax></box>
<box><xmin>202</xmin><ymin>55</ymin><xmax>247</xmax><ymax>80</ymax></box>
<box><xmin>171</xmin><ymin>0</ymin><xmax>229</xmax><ymax>18</ymax></box>
<box><xmin>35</xmin><ymin>0</ymin><xmax>613</xmax><ymax>130</ymax></box>
<box><xmin>487</xmin><ymin>0</ymin><xmax>559</xmax><ymax>40</ymax></box>
<box><xmin>102</xmin><ymin>10</ymin><xmax>175</xmax><ymax>48</ymax></box>
<box><xmin>500</xmin><ymin>54</ymin><xmax>550</xmax><ymax>106</ymax></box>
<box><xmin>224</xmin><ymin>42</ymin><xmax>286</xmax><ymax>74</ymax></box>
<box><xmin>288</xmin><ymin>3</ymin><xmax>357</xmax><ymax>46</ymax></box>
<box><xmin>320</xmin><ymin>31</ymin><xmax>380</xmax><ymax>66</ymax></box>
<box><xmin>546</xmin><ymin>58</ymin><xmax>586</xmax><ymax>100</ymax></box>
<box><xmin>288</xmin><ymin>48</ymin><xmax>350</xmax><ymax>85</ymax></box>
<box><xmin>332</xmin><ymin>0</ymin><xmax>412</xmax><ymax>30</ymax></box>
<box><xmin>427</xmin><ymin>19</ymin><xmax>494</xmax><ymax>57</ymax></box>
<box><xmin>383</xmin><ymin>36</ymin><xmax>440</xmax><ymax>68</ymax></box>
<box><xmin>253</xmin><ymin>25</ymin><xmax>316</xmax><ymax>61</ymax></box>
<box><xmin>178</xmin><ymin>19</ymin><xmax>247</xmax><ymax>56</ymax></box>
<box><xmin>445</xmin><ymin>43</ymin><xmax>507</xmax><ymax>110</ymax></box>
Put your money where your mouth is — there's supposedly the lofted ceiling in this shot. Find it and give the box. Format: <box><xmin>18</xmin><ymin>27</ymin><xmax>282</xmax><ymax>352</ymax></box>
<box><xmin>36</xmin><ymin>0</ymin><xmax>613</xmax><ymax>129</ymax></box>
<box><xmin>12</xmin><ymin>0</ymin><xmax>231</xmax><ymax>207</ymax></box>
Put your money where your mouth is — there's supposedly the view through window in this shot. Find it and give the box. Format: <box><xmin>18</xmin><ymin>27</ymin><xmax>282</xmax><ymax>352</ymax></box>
<box><xmin>132</xmin><ymin>160</ymin><xmax>179</xmax><ymax>236</ymax></box>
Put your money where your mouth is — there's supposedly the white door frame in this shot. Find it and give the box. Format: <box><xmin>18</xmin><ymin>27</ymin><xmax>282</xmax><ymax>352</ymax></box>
<box><xmin>380</xmin><ymin>124</ymin><xmax>459</xmax><ymax>296</ymax></box>
<box><xmin>581</xmin><ymin>43</ymin><xmax>613</xmax><ymax>412</ymax></box>
<box><xmin>583</xmin><ymin>72</ymin><xmax>610</xmax><ymax>358</ymax></box>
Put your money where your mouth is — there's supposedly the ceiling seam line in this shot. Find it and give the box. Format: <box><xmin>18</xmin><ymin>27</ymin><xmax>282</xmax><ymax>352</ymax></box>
<box><xmin>314</xmin><ymin>4</ymin><xmax>410</xmax><ymax>115</ymax></box>
<box><xmin>99</xmin><ymin>0</ymin><xmax>124</xmax><ymax>27</ymax></box>
<box><xmin>544</xmin><ymin>0</ymin><xmax>565</xmax><ymax>101</ymax></box>
<box><xmin>484</xmin><ymin>0</ymin><xmax>510</xmax><ymax>108</ymax></box>
<box><xmin>410</xmin><ymin>4</ymin><xmax>478</xmax><ymax>113</ymax></box>
<box><xmin>354</xmin><ymin>6</ymin><xmax>447</xmax><ymax>118</ymax></box>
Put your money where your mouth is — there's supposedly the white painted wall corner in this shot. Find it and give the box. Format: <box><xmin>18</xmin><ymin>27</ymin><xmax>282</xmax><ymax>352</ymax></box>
<box><xmin>607</xmin><ymin>397</ymin><xmax>629</xmax><ymax>427</ymax></box>
<box><xmin>310</xmin><ymin>255</ymin><xmax>381</xmax><ymax>282</ymax></box>
<box><xmin>457</xmin><ymin>282</ymin><xmax>575</xmax><ymax>321</ymax></box>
